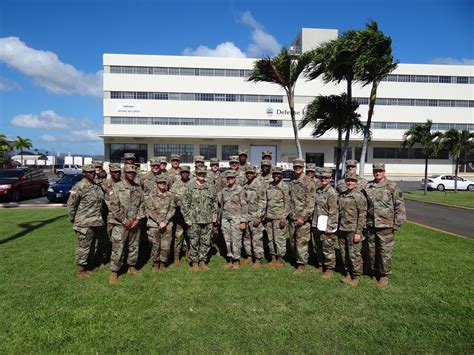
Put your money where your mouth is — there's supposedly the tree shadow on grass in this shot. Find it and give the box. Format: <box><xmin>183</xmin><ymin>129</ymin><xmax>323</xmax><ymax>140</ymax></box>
<box><xmin>0</xmin><ymin>214</ymin><xmax>67</xmax><ymax>245</ymax></box>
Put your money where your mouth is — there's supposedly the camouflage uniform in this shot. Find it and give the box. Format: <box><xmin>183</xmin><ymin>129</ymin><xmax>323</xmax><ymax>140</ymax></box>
<box><xmin>338</xmin><ymin>174</ymin><xmax>367</xmax><ymax>276</ymax></box>
<box><xmin>336</xmin><ymin>160</ymin><xmax>368</xmax><ymax>194</ymax></box>
<box><xmin>67</xmin><ymin>165</ymin><xmax>104</xmax><ymax>268</ymax></box>
<box><xmin>208</xmin><ymin>158</ymin><xmax>224</xmax><ymax>192</ymax></box>
<box><xmin>312</xmin><ymin>169</ymin><xmax>339</xmax><ymax>270</ymax></box>
<box><xmin>182</xmin><ymin>171</ymin><xmax>218</xmax><ymax>264</ymax></box>
<box><xmin>257</xmin><ymin>159</ymin><xmax>273</xmax><ymax>186</ymax></box>
<box><xmin>219</xmin><ymin>171</ymin><xmax>248</xmax><ymax>261</ymax></box>
<box><xmin>288</xmin><ymin>160</ymin><xmax>316</xmax><ymax>265</ymax></box>
<box><xmin>243</xmin><ymin>168</ymin><xmax>267</xmax><ymax>260</ymax></box>
<box><xmin>167</xmin><ymin>154</ymin><xmax>181</xmax><ymax>186</ymax></box>
<box><xmin>265</xmin><ymin>168</ymin><xmax>291</xmax><ymax>258</ymax></box>
<box><xmin>105</xmin><ymin>167</ymin><xmax>145</xmax><ymax>272</ymax></box>
<box><xmin>145</xmin><ymin>177</ymin><xmax>176</xmax><ymax>266</ymax></box>
<box><xmin>170</xmin><ymin>167</ymin><xmax>191</xmax><ymax>260</ymax></box>
<box><xmin>365</xmin><ymin>164</ymin><xmax>406</xmax><ymax>277</ymax></box>
<box><xmin>102</xmin><ymin>164</ymin><xmax>122</xmax><ymax>239</ymax></box>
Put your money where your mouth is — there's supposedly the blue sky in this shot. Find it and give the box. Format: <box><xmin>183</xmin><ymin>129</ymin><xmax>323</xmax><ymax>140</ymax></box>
<box><xmin>0</xmin><ymin>0</ymin><xmax>473</xmax><ymax>155</ymax></box>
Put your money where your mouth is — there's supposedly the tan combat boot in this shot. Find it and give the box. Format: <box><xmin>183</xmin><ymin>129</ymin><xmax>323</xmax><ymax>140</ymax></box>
<box><xmin>242</xmin><ymin>256</ymin><xmax>252</xmax><ymax>265</ymax></box>
<box><xmin>191</xmin><ymin>263</ymin><xmax>199</xmax><ymax>272</ymax></box>
<box><xmin>252</xmin><ymin>259</ymin><xmax>261</xmax><ymax>269</ymax></box>
<box><xmin>109</xmin><ymin>272</ymin><xmax>118</xmax><ymax>285</ymax></box>
<box><xmin>152</xmin><ymin>263</ymin><xmax>160</xmax><ymax>273</ymax></box>
<box><xmin>174</xmin><ymin>254</ymin><xmax>180</xmax><ymax>267</ymax></box>
<box><xmin>348</xmin><ymin>276</ymin><xmax>360</xmax><ymax>287</ymax></box>
<box><xmin>268</xmin><ymin>255</ymin><xmax>277</xmax><ymax>268</ymax></box>
<box><xmin>370</xmin><ymin>276</ymin><xmax>378</xmax><ymax>285</ymax></box>
<box><xmin>75</xmin><ymin>265</ymin><xmax>91</xmax><ymax>279</ymax></box>
<box><xmin>160</xmin><ymin>261</ymin><xmax>169</xmax><ymax>272</ymax></box>
<box><xmin>378</xmin><ymin>276</ymin><xmax>389</xmax><ymax>287</ymax></box>
<box><xmin>322</xmin><ymin>269</ymin><xmax>334</xmax><ymax>279</ymax></box>
<box><xmin>313</xmin><ymin>266</ymin><xmax>323</xmax><ymax>273</ymax></box>
<box><xmin>199</xmin><ymin>261</ymin><xmax>209</xmax><ymax>271</ymax></box>
<box><xmin>275</xmin><ymin>257</ymin><xmax>284</xmax><ymax>269</ymax></box>
<box><xmin>340</xmin><ymin>273</ymin><xmax>352</xmax><ymax>284</ymax></box>
<box><xmin>232</xmin><ymin>260</ymin><xmax>240</xmax><ymax>269</ymax></box>
<box><xmin>127</xmin><ymin>266</ymin><xmax>141</xmax><ymax>276</ymax></box>
<box><xmin>293</xmin><ymin>264</ymin><xmax>305</xmax><ymax>275</ymax></box>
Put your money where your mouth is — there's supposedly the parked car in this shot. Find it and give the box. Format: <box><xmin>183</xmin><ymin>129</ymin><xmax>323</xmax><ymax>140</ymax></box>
<box><xmin>54</xmin><ymin>164</ymin><xmax>82</xmax><ymax>178</ymax></box>
<box><xmin>47</xmin><ymin>174</ymin><xmax>83</xmax><ymax>202</ymax></box>
<box><xmin>0</xmin><ymin>168</ymin><xmax>49</xmax><ymax>202</ymax></box>
<box><xmin>422</xmin><ymin>175</ymin><xmax>474</xmax><ymax>191</ymax></box>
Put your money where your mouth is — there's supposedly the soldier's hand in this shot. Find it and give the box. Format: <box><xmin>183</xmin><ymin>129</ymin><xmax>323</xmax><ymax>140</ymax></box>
<box><xmin>279</xmin><ymin>220</ymin><xmax>286</xmax><ymax>229</ymax></box>
<box><xmin>124</xmin><ymin>220</ymin><xmax>133</xmax><ymax>229</ymax></box>
<box><xmin>325</xmin><ymin>228</ymin><xmax>333</xmax><ymax>235</ymax></box>
<box><xmin>186</xmin><ymin>220</ymin><xmax>192</xmax><ymax>226</ymax></box>
<box><xmin>296</xmin><ymin>217</ymin><xmax>304</xmax><ymax>226</ymax></box>
<box><xmin>239</xmin><ymin>222</ymin><xmax>246</xmax><ymax>231</ymax></box>
<box><xmin>354</xmin><ymin>234</ymin><xmax>361</xmax><ymax>243</ymax></box>
<box><xmin>159</xmin><ymin>222</ymin><xmax>167</xmax><ymax>230</ymax></box>
<box><xmin>130</xmin><ymin>220</ymin><xmax>140</xmax><ymax>229</ymax></box>
<box><xmin>252</xmin><ymin>219</ymin><xmax>260</xmax><ymax>227</ymax></box>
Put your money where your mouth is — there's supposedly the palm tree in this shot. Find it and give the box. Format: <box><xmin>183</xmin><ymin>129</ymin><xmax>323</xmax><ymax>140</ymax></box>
<box><xmin>248</xmin><ymin>48</ymin><xmax>314</xmax><ymax>158</ymax></box>
<box><xmin>402</xmin><ymin>120</ymin><xmax>442</xmax><ymax>195</ymax></box>
<box><xmin>440</xmin><ymin>129</ymin><xmax>474</xmax><ymax>192</ymax></box>
<box><xmin>299</xmin><ymin>94</ymin><xmax>363</xmax><ymax>177</ymax></box>
<box><xmin>0</xmin><ymin>134</ymin><xmax>10</xmax><ymax>166</ymax></box>
<box><xmin>12</xmin><ymin>136</ymin><xmax>33</xmax><ymax>165</ymax></box>
<box><xmin>354</xmin><ymin>21</ymin><xmax>398</xmax><ymax>177</ymax></box>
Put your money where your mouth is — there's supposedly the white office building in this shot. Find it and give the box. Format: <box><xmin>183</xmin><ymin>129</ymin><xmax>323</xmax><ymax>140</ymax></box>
<box><xmin>102</xmin><ymin>28</ymin><xmax>474</xmax><ymax>177</ymax></box>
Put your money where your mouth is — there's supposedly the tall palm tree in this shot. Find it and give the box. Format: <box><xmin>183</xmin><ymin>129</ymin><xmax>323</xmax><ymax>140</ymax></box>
<box><xmin>402</xmin><ymin>120</ymin><xmax>442</xmax><ymax>195</ymax></box>
<box><xmin>12</xmin><ymin>136</ymin><xmax>33</xmax><ymax>165</ymax></box>
<box><xmin>299</xmin><ymin>94</ymin><xmax>363</xmax><ymax>176</ymax></box>
<box><xmin>0</xmin><ymin>134</ymin><xmax>10</xmax><ymax>166</ymax></box>
<box><xmin>248</xmin><ymin>48</ymin><xmax>314</xmax><ymax>159</ymax></box>
<box><xmin>440</xmin><ymin>129</ymin><xmax>474</xmax><ymax>192</ymax></box>
<box><xmin>354</xmin><ymin>21</ymin><xmax>398</xmax><ymax>177</ymax></box>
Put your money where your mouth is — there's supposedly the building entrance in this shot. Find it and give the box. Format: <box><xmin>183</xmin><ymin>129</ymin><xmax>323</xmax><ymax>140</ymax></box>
<box><xmin>250</xmin><ymin>145</ymin><xmax>277</xmax><ymax>166</ymax></box>
<box><xmin>306</xmin><ymin>153</ymin><xmax>324</xmax><ymax>166</ymax></box>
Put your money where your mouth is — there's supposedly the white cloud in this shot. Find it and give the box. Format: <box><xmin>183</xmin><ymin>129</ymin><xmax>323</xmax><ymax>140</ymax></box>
<box><xmin>0</xmin><ymin>76</ymin><xmax>21</xmax><ymax>91</ymax></box>
<box><xmin>69</xmin><ymin>130</ymin><xmax>101</xmax><ymax>142</ymax></box>
<box><xmin>11</xmin><ymin>110</ymin><xmax>70</xmax><ymax>129</ymax></box>
<box><xmin>430</xmin><ymin>57</ymin><xmax>474</xmax><ymax>65</ymax></box>
<box><xmin>183</xmin><ymin>42</ymin><xmax>246</xmax><ymax>58</ymax></box>
<box><xmin>0</xmin><ymin>37</ymin><xmax>102</xmax><ymax>97</ymax></box>
<box><xmin>39</xmin><ymin>134</ymin><xmax>57</xmax><ymax>142</ymax></box>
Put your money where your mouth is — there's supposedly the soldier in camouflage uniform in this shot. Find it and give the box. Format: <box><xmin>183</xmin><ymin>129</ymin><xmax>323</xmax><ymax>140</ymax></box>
<box><xmin>67</xmin><ymin>164</ymin><xmax>104</xmax><ymax>278</ymax></box>
<box><xmin>228</xmin><ymin>155</ymin><xmax>246</xmax><ymax>186</ymax></box>
<box><xmin>258</xmin><ymin>159</ymin><xmax>273</xmax><ymax>185</ymax></box>
<box><xmin>243</xmin><ymin>166</ymin><xmax>267</xmax><ymax>268</ymax></box>
<box><xmin>91</xmin><ymin>160</ymin><xmax>110</xmax><ymax>267</ymax></box>
<box><xmin>312</xmin><ymin>167</ymin><xmax>339</xmax><ymax>279</ymax></box>
<box><xmin>194</xmin><ymin>155</ymin><xmax>206</xmax><ymax>170</ymax></box>
<box><xmin>93</xmin><ymin>160</ymin><xmax>108</xmax><ymax>187</ymax></box>
<box><xmin>265</xmin><ymin>166</ymin><xmax>290</xmax><ymax>269</ymax></box>
<box><xmin>142</xmin><ymin>159</ymin><xmax>162</xmax><ymax>194</ymax></box>
<box><xmin>122</xmin><ymin>152</ymin><xmax>143</xmax><ymax>185</ymax></box>
<box><xmin>365</xmin><ymin>163</ymin><xmax>406</xmax><ymax>287</ymax></box>
<box><xmin>337</xmin><ymin>160</ymin><xmax>368</xmax><ymax>194</ymax></box>
<box><xmin>182</xmin><ymin>167</ymin><xmax>218</xmax><ymax>272</ymax></box>
<box><xmin>105</xmin><ymin>164</ymin><xmax>145</xmax><ymax>284</ymax></box>
<box><xmin>262</xmin><ymin>150</ymin><xmax>272</xmax><ymax>161</ymax></box>
<box><xmin>288</xmin><ymin>159</ymin><xmax>316</xmax><ymax>275</ymax></box>
<box><xmin>237</xmin><ymin>150</ymin><xmax>250</xmax><ymax>184</ymax></box>
<box><xmin>208</xmin><ymin>158</ymin><xmax>224</xmax><ymax>192</ymax></box>
<box><xmin>338</xmin><ymin>172</ymin><xmax>367</xmax><ymax>287</ymax></box>
<box><xmin>102</xmin><ymin>163</ymin><xmax>121</xmax><ymax>245</ymax></box>
<box><xmin>145</xmin><ymin>175</ymin><xmax>176</xmax><ymax>272</ymax></box>
<box><xmin>167</xmin><ymin>154</ymin><xmax>181</xmax><ymax>186</ymax></box>
<box><xmin>219</xmin><ymin>170</ymin><xmax>248</xmax><ymax>269</ymax></box>
<box><xmin>170</xmin><ymin>165</ymin><xmax>192</xmax><ymax>266</ymax></box>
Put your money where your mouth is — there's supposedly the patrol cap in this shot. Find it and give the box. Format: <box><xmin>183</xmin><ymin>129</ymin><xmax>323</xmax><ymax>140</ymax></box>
<box><xmin>225</xmin><ymin>170</ymin><xmax>237</xmax><ymax>178</ymax></box>
<box><xmin>262</xmin><ymin>150</ymin><xmax>272</xmax><ymax>158</ymax></box>
<box><xmin>320</xmin><ymin>168</ymin><xmax>333</xmax><ymax>178</ymax></box>
<box><xmin>261</xmin><ymin>159</ymin><xmax>272</xmax><ymax>166</ymax></box>
<box><xmin>293</xmin><ymin>158</ymin><xmax>305</xmax><ymax>167</ymax></box>
<box><xmin>245</xmin><ymin>166</ymin><xmax>257</xmax><ymax>173</ymax></box>
<box><xmin>156</xmin><ymin>175</ymin><xmax>168</xmax><ymax>184</ymax></box>
<box><xmin>229</xmin><ymin>155</ymin><xmax>239</xmax><ymax>164</ymax></box>
<box><xmin>158</xmin><ymin>156</ymin><xmax>168</xmax><ymax>164</ymax></box>
<box><xmin>195</xmin><ymin>167</ymin><xmax>207</xmax><ymax>175</ymax></box>
<box><xmin>272</xmin><ymin>166</ymin><xmax>283</xmax><ymax>174</ymax></box>
<box><xmin>124</xmin><ymin>164</ymin><xmax>137</xmax><ymax>173</ymax></box>
<box><xmin>123</xmin><ymin>152</ymin><xmax>136</xmax><ymax>160</ymax></box>
<box><xmin>194</xmin><ymin>155</ymin><xmax>205</xmax><ymax>163</ymax></box>
<box><xmin>238</xmin><ymin>149</ymin><xmax>248</xmax><ymax>156</ymax></box>
<box><xmin>180</xmin><ymin>165</ymin><xmax>191</xmax><ymax>173</ymax></box>
<box><xmin>345</xmin><ymin>172</ymin><xmax>358</xmax><ymax>181</ymax></box>
<box><xmin>345</xmin><ymin>159</ymin><xmax>358</xmax><ymax>167</ymax></box>
<box><xmin>109</xmin><ymin>163</ymin><xmax>121</xmax><ymax>172</ymax></box>
<box><xmin>315</xmin><ymin>167</ymin><xmax>323</xmax><ymax>176</ymax></box>
<box><xmin>305</xmin><ymin>163</ymin><xmax>316</xmax><ymax>172</ymax></box>
<box><xmin>82</xmin><ymin>164</ymin><xmax>96</xmax><ymax>172</ymax></box>
<box><xmin>150</xmin><ymin>159</ymin><xmax>160</xmax><ymax>166</ymax></box>
<box><xmin>372</xmin><ymin>163</ymin><xmax>385</xmax><ymax>171</ymax></box>
<box><xmin>209</xmin><ymin>158</ymin><xmax>220</xmax><ymax>166</ymax></box>
<box><xmin>92</xmin><ymin>160</ymin><xmax>103</xmax><ymax>167</ymax></box>
<box><xmin>170</xmin><ymin>154</ymin><xmax>180</xmax><ymax>161</ymax></box>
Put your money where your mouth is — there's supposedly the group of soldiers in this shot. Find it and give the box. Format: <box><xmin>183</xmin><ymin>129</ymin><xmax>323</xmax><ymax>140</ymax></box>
<box><xmin>67</xmin><ymin>149</ymin><xmax>406</xmax><ymax>287</ymax></box>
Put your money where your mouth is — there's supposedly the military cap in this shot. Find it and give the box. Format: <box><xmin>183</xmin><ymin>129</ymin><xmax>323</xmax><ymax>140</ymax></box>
<box><xmin>92</xmin><ymin>160</ymin><xmax>103</xmax><ymax>167</ymax></box>
<box><xmin>225</xmin><ymin>170</ymin><xmax>237</xmax><ymax>178</ymax></box>
<box><xmin>345</xmin><ymin>159</ymin><xmax>359</xmax><ymax>166</ymax></box>
<box><xmin>180</xmin><ymin>165</ymin><xmax>191</xmax><ymax>173</ymax></box>
<box><xmin>238</xmin><ymin>149</ymin><xmax>248</xmax><ymax>156</ymax></box>
<box><xmin>261</xmin><ymin>159</ymin><xmax>272</xmax><ymax>166</ymax></box>
<box><xmin>372</xmin><ymin>163</ymin><xmax>385</xmax><ymax>171</ymax></box>
<box><xmin>345</xmin><ymin>172</ymin><xmax>358</xmax><ymax>181</ymax></box>
<box><xmin>195</xmin><ymin>167</ymin><xmax>207</xmax><ymax>175</ymax></box>
<box><xmin>209</xmin><ymin>158</ymin><xmax>220</xmax><ymax>165</ymax></box>
<box><xmin>245</xmin><ymin>166</ymin><xmax>257</xmax><ymax>173</ymax></box>
<box><xmin>124</xmin><ymin>164</ymin><xmax>137</xmax><ymax>173</ymax></box>
<box><xmin>150</xmin><ymin>159</ymin><xmax>160</xmax><ymax>166</ymax></box>
<box><xmin>194</xmin><ymin>155</ymin><xmax>205</xmax><ymax>163</ymax></box>
<box><xmin>229</xmin><ymin>155</ymin><xmax>239</xmax><ymax>164</ymax></box>
<box><xmin>170</xmin><ymin>154</ymin><xmax>180</xmax><ymax>161</ymax></box>
<box><xmin>109</xmin><ymin>163</ymin><xmax>121</xmax><ymax>172</ymax></box>
<box><xmin>158</xmin><ymin>156</ymin><xmax>168</xmax><ymax>164</ymax></box>
<box><xmin>315</xmin><ymin>167</ymin><xmax>323</xmax><ymax>176</ymax></box>
<box><xmin>82</xmin><ymin>164</ymin><xmax>96</xmax><ymax>172</ymax></box>
<box><xmin>272</xmin><ymin>166</ymin><xmax>283</xmax><ymax>174</ymax></box>
<box><xmin>305</xmin><ymin>163</ymin><xmax>316</xmax><ymax>172</ymax></box>
<box><xmin>123</xmin><ymin>152</ymin><xmax>136</xmax><ymax>160</ymax></box>
<box><xmin>293</xmin><ymin>158</ymin><xmax>305</xmax><ymax>167</ymax></box>
<box><xmin>156</xmin><ymin>175</ymin><xmax>168</xmax><ymax>184</ymax></box>
<box><xmin>262</xmin><ymin>150</ymin><xmax>272</xmax><ymax>158</ymax></box>
<box><xmin>320</xmin><ymin>168</ymin><xmax>333</xmax><ymax>178</ymax></box>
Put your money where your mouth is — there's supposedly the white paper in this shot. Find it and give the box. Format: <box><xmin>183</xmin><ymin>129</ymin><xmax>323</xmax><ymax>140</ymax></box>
<box><xmin>317</xmin><ymin>215</ymin><xmax>337</xmax><ymax>233</ymax></box>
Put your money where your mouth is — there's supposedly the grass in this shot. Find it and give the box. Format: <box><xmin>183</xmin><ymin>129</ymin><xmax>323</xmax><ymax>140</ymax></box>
<box><xmin>404</xmin><ymin>190</ymin><xmax>474</xmax><ymax>208</ymax></box>
<box><xmin>0</xmin><ymin>208</ymin><xmax>473</xmax><ymax>353</ymax></box>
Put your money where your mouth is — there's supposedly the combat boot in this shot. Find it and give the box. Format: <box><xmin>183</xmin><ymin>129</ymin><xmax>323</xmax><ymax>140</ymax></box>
<box><xmin>232</xmin><ymin>260</ymin><xmax>240</xmax><ymax>269</ymax></box>
<box><xmin>348</xmin><ymin>276</ymin><xmax>360</xmax><ymax>287</ymax></box>
<box><xmin>75</xmin><ymin>265</ymin><xmax>91</xmax><ymax>279</ymax></box>
<box><xmin>252</xmin><ymin>259</ymin><xmax>261</xmax><ymax>269</ymax></box>
<box><xmin>160</xmin><ymin>261</ymin><xmax>169</xmax><ymax>272</ymax></box>
<box><xmin>174</xmin><ymin>255</ymin><xmax>180</xmax><ymax>267</ymax></box>
<box><xmin>378</xmin><ymin>276</ymin><xmax>389</xmax><ymax>287</ymax></box>
<box><xmin>224</xmin><ymin>258</ymin><xmax>233</xmax><ymax>269</ymax></box>
<box><xmin>127</xmin><ymin>266</ymin><xmax>141</xmax><ymax>276</ymax></box>
<box><xmin>199</xmin><ymin>261</ymin><xmax>209</xmax><ymax>271</ymax></box>
<box><xmin>340</xmin><ymin>273</ymin><xmax>352</xmax><ymax>284</ymax></box>
<box><xmin>275</xmin><ymin>257</ymin><xmax>284</xmax><ymax>269</ymax></box>
<box><xmin>109</xmin><ymin>272</ymin><xmax>118</xmax><ymax>285</ymax></box>
<box><xmin>322</xmin><ymin>269</ymin><xmax>334</xmax><ymax>279</ymax></box>
<box><xmin>185</xmin><ymin>250</ymin><xmax>190</xmax><ymax>263</ymax></box>
<box><xmin>268</xmin><ymin>255</ymin><xmax>277</xmax><ymax>268</ymax></box>
<box><xmin>191</xmin><ymin>263</ymin><xmax>199</xmax><ymax>272</ymax></box>
<box><xmin>313</xmin><ymin>266</ymin><xmax>323</xmax><ymax>273</ymax></box>
<box><xmin>241</xmin><ymin>256</ymin><xmax>252</xmax><ymax>265</ymax></box>
<box><xmin>370</xmin><ymin>276</ymin><xmax>378</xmax><ymax>285</ymax></box>
<box><xmin>152</xmin><ymin>263</ymin><xmax>160</xmax><ymax>273</ymax></box>
<box><xmin>293</xmin><ymin>264</ymin><xmax>304</xmax><ymax>275</ymax></box>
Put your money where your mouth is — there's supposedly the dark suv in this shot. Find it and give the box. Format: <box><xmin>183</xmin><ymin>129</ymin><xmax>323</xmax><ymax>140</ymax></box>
<box><xmin>0</xmin><ymin>168</ymin><xmax>49</xmax><ymax>202</ymax></box>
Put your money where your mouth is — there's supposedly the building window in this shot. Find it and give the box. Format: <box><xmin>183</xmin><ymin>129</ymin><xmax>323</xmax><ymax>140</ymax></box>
<box><xmin>109</xmin><ymin>143</ymin><xmax>148</xmax><ymax>163</ymax></box>
<box><xmin>373</xmin><ymin>147</ymin><xmax>450</xmax><ymax>160</ymax></box>
<box><xmin>154</xmin><ymin>144</ymin><xmax>194</xmax><ymax>163</ymax></box>
<box><xmin>222</xmin><ymin>145</ymin><xmax>239</xmax><ymax>160</ymax></box>
<box><xmin>199</xmin><ymin>144</ymin><xmax>217</xmax><ymax>160</ymax></box>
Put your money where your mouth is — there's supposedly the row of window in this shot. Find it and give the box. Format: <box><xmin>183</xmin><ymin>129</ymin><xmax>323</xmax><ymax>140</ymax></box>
<box><xmin>108</xmin><ymin>65</ymin><xmax>473</xmax><ymax>84</ymax></box>
<box><xmin>110</xmin><ymin>91</ymin><xmax>283</xmax><ymax>103</ymax></box>
<box><xmin>370</xmin><ymin>122</ymin><xmax>474</xmax><ymax>131</ymax></box>
<box><xmin>354</xmin><ymin>97</ymin><xmax>474</xmax><ymax>108</ymax></box>
<box><xmin>110</xmin><ymin>116</ymin><xmax>283</xmax><ymax>127</ymax></box>
<box><xmin>373</xmin><ymin>147</ymin><xmax>450</xmax><ymax>160</ymax></box>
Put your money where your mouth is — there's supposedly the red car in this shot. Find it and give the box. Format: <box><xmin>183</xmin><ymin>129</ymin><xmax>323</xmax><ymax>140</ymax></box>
<box><xmin>0</xmin><ymin>168</ymin><xmax>49</xmax><ymax>202</ymax></box>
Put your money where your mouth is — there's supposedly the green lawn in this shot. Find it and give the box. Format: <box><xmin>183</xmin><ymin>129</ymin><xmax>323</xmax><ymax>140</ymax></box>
<box><xmin>404</xmin><ymin>190</ymin><xmax>474</xmax><ymax>208</ymax></box>
<box><xmin>0</xmin><ymin>208</ymin><xmax>473</xmax><ymax>353</ymax></box>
